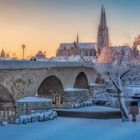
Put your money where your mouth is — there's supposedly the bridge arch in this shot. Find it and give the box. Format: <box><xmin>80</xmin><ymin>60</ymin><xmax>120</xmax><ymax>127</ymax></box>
<box><xmin>38</xmin><ymin>75</ymin><xmax>64</xmax><ymax>104</ymax></box>
<box><xmin>0</xmin><ymin>85</ymin><xmax>15</xmax><ymax>122</ymax></box>
<box><xmin>74</xmin><ymin>72</ymin><xmax>89</xmax><ymax>89</ymax></box>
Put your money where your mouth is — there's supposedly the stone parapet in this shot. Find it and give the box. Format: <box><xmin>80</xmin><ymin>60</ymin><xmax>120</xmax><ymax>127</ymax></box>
<box><xmin>0</xmin><ymin>60</ymin><xmax>95</xmax><ymax>70</ymax></box>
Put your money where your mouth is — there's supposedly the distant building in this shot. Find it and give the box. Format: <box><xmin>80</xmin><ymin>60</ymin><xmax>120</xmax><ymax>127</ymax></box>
<box><xmin>56</xmin><ymin>6</ymin><xmax>109</xmax><ymax>58</ymax></box>
<box><xmin>30</xmin><ymin>51</ymin><xmax>47</xmax><ymax>61</ymax></box>
<box><xmin>56</xmin><ymin>5</ymin><xmax>138</xmax><ymax>64</ymax></box>
<box><xmin>56</xmin><ymin>39</ymin><xmax>97</xmax><ymax>57</ymax></box>
<box><xmin>133</xmin><ymin>35</ymin><xmax>140</xmax><ymax>55</ymax></box>
<box><xmin>97</xmin><ymin>45</ymin><xmax>132</xmax><ymax>64</ymax></box>
<box><xmin>35</xmin><ymin>51</ymin><xmax>46</xmax><ymax>59</ymax></box>
<box><xmin>111</xmin><ymin>45</ymin><xmax>132</xmax><ymax>56</ymax></box>
<box><xmin>133</xmin><ymin>35</ymin><xmax>140</xmax><ymax>49</ymax></box>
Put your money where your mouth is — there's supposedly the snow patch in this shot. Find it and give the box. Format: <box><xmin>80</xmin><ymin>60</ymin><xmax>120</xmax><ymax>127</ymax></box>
<box><xmin>17</xmin><ymin>97</ymin><xmax>52</xmax><ymax>103</ymax></box>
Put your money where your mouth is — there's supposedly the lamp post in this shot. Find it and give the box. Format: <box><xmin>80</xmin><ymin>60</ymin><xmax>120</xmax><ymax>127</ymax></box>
<box><xmin>22</xmin><ymin>44</ymin><xmax>26</xmax><ymax>59</ymax></box>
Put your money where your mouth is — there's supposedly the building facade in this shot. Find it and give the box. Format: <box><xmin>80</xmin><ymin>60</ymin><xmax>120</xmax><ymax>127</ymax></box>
<box><xmin>56</xmin><ymin>41</ymin><xmax>97</xmax><ymax>57</ymax></box>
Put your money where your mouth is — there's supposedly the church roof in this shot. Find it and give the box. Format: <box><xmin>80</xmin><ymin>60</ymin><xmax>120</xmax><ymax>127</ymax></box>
<box><xmin>59</xmin><ymin>43</ymin><xmax>97</xmax><ymax>50</ymax></box>
<box><xmin>36</xmin><ymin>51</ymin><xmax>45</xmax><ymax>57</ymax></box>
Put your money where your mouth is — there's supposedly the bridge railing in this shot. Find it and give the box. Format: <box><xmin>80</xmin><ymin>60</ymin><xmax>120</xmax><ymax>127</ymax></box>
<box><xmin>0</xmin><ymin>60</ymin><xmax>95</xmax><ymax>69</ymax></box>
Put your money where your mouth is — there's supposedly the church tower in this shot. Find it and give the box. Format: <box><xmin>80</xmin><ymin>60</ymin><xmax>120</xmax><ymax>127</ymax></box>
<box><xmin>97</xmin><ymin>5</ymin><xmax>109</xmax><ymax>55</ymax></box>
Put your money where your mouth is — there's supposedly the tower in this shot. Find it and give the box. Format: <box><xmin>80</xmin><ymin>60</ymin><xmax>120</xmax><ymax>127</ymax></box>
<box><xmin>97</xmin><ymin>5</ymin><xmax>109</xmax><ymax>55</ymax></box>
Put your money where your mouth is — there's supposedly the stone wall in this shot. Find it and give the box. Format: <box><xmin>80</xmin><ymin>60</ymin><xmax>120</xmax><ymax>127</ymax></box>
<box><xmin>0</xmin><ymin>60</ymin><xmax>95</xmax><ymax>69</ymax></box>
<box><xmin>0</xmin><ymin>66</ymin><xmax>98</xmax><ymax>101</ymax></box>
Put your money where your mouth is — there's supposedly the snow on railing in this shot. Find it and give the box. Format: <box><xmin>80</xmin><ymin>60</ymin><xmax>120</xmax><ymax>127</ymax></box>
<box><xmin>15</xmin><ymin>110</ymin><xmax>57</xmax><ymax>124</ymax></box>
<box><xmin>0</xmin><ymin>60</ymin><xmax>95</xmax><ymax>70</ymax></box>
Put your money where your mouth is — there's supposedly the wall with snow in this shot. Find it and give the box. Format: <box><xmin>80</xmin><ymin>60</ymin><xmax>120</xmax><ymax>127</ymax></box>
<box><xmin>0</xmin><ymin>66</ymin><xmax>98</xmax><ymax>101</ymax></box>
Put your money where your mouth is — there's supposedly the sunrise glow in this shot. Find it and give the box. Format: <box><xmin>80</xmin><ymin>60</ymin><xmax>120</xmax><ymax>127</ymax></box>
<box><xmin>0</xmin><ymin>0</ymin><xmax>140</xmax><ymax>58</ymax></box>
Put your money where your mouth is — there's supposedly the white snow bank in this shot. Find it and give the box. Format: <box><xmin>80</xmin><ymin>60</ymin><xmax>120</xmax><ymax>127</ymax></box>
<box><xmin>71</xmin><ymin>100</ymin><xmax>93</xmax><ymax>108</ymax></box>
<box><xmin>49</xmin><ymin>55</ymin><xmax>95</xmax><ymax>62</ymax></box>
<box><xmin>15</xmin><ymin>110</ymin><xmax>57</xmax><ymax>124</ymax></box>
<box><xmin>64</xmin><ymin>88</ymin><xmax>87</xmax><ymax>92</ymax></box>
<box><xmin>17</xmin><ymin>97</ymin><xmax>52</xmax><ymax>103</ymax></box>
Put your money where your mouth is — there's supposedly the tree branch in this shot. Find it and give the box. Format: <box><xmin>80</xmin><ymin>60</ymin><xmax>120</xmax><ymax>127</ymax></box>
<box><xmin>108</xmin><ymin>76</ymin><xmax>121</xmax><ymax>91</ymax></box>
<box><xmin>120</xmin><ymin>69</ymin><xmax>132</xmax><ymax>80</ymax></box>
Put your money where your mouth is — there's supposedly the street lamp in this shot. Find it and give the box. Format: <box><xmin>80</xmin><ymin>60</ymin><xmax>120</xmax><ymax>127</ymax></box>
<box><xmin>22</xmin><ymin>44</ymin><xmax>26</xmax><ymax>59</ymax></box>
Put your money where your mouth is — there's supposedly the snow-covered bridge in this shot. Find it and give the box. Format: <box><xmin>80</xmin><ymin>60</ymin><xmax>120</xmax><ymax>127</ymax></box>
<box><xmin>0</xmin><ymin>60</ymin><xmax>98</xmax><ymax>108</ymax></box>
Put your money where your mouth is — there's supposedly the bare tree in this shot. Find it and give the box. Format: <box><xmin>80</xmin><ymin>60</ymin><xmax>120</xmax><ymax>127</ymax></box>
<box><xmin>107</xmin><ymin>49</ymin><xmax>134</xmax><ymax>121</ymax></box>
<box><xmin>97</xmin><ymin>47</ymin><xmax>135</xmax><ymax>121</ymax></box>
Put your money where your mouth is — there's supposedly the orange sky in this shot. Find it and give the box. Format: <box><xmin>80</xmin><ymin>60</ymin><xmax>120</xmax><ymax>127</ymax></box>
<box><xmin>0</xmin><ymin>0</ymin><xmax>139</xmax><ymax>59</ymax></box>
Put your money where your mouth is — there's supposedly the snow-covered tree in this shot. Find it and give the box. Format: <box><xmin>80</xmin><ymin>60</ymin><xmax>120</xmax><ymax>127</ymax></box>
<box><xmin>96</xmin><ymin>48</ymin><xmax>137</xmax><ymax>121</ymax></box>
<box><xmin>107</xmin><ymin>49</ymin><xmax>134</xmax><ymax>121</ymax></box>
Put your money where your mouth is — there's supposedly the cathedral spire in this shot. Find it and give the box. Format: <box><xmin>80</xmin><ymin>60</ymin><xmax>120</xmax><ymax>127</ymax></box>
<box><xmin>100</xmin><ymin>5</ymin><xmax>106</xmax><ymax>27</ymax></box>
<box><xmin>76</xmin><ymin>33</ymin><xmax>79</xmax><ymax>44</ymax></box>
<box><xmin>97</xmin><ymin>5</ymin><xmax>109</xmax><ymax>55</ymax></box>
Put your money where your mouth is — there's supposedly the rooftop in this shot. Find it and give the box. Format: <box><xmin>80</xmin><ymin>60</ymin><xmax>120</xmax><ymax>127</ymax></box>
<box><xmin>17</xmin><ymin>96</ymin><xmax>52</xmax><ymax>103</ymax></box>
<box><xmin>59</xmin><ymin>43</ymin><xmax>97</xmax><ymax>50</ymax></box>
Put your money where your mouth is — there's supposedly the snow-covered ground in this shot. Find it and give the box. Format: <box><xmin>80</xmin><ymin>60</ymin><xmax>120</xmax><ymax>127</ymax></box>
<box><xmin>55</xmin><ymin>106</ymin><xmax>120</xmax><ymax>112</ymax></box>
<box><xmin>0</xmin><ymin>117</ymin><xmax>140</xmax><ymax>140</ymax></box>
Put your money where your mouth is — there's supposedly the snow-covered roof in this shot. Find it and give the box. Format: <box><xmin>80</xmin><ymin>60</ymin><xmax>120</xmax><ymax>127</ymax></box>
<box><xmin>59</xmin><ymin>43</ymin><xmax>97</xmax><ymax>50</ymax></box>
<box><xmin>36</xmin><ymin>51</ymin><xmax>44</xmax><ymax>56</ymax></box>
<box><xmin>78</xmin><ymin>43</ymin><xmax>97</xmax><ymax>49</ymax></box>
<box><xmin>36</xmin><ymin>51</ymin><xmax>45</xmax><ymax>57</ymax></box>
<box><xmin>17</xmin><ymin>97</ymin><xmax>52</xmax><ymax>103</ymax></box>
<box><xmin>89</xmin><ymin>83</ymin><xmax>105</xmax><ymax>87</ymax></box>
<box><xmin>64</xmin><ymin>88</ymin><xmax>87</xmax><ymax>92</ymax></box>
<box><xmin>50</xmin><ymin>55</ymin><xmax>96</xmax><ymax>62</ymax></box>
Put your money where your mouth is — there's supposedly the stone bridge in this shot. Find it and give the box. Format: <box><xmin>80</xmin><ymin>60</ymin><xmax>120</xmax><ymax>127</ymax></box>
<box><xmin>0</xmin><ymin>60</ymin><xmax>99</xmax><ymax>115</ymax></box>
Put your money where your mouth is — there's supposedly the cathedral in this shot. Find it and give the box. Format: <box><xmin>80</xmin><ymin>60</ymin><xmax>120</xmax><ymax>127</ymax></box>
<box><xmin>56</xmin><ymin>37</ymin><xmax>97</xmax><ymax>57</ymax></box>
<box><xmin>56</xmin><ymin>6</ymin><xmax>109</xmax><ymax>58</ymax></box>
